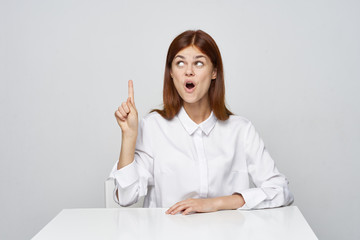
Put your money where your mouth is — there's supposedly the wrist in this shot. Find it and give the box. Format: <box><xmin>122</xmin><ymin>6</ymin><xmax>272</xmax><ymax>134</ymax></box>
<box><xmin>121</xmin><ymin>131</ymin><xmax>138</xmax><ymax>141</ymax></box>
<box><xmin>214</xmin><ymin>194</ymin><xmax>245</xmax><ymax>211</ymax></box>
<box><xmin>213</xmin><ymin>197</ymin><xmax>223</xmax><ymax>211</ymax></box>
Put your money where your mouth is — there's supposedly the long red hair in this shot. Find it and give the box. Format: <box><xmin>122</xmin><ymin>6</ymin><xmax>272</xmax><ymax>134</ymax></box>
<box><xmin>152</xmin><ymin>30</ymin><xmax>232</xmax><ymax>120</ymax></box>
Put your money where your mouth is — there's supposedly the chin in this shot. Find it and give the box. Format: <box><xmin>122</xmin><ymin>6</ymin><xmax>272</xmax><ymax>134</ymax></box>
<box><xmin>179</xmin><ymin>94</ymin><xmax>195</xmax><ymax>103</ymax></box>
<box><xmin>182</xmin><ymin>99</ymin><xmax>200</xmax><ymax>105</ymax></box>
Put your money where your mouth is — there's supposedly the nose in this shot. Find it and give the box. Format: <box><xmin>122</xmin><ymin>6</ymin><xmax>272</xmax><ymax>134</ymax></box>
<box><xmin>185</xmin><ymin>65</ymin><xmax>195</xmax><ymax>76</ymax></box>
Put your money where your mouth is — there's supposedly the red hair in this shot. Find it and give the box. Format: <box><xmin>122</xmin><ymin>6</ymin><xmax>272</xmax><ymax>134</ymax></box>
<box><xmin>152</xmin><ymin>30</ymin><xmax>232</xmax><ymax>120</ymax></box>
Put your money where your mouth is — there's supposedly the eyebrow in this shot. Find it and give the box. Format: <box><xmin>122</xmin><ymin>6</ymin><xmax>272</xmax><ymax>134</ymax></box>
<box><xmin>194</xmin><ymin>55</ymin><xmax>206</xmax><ymax>59</ymax></box>
<box><xmin>174</xmin><ymin>55</ymin><xmax>206</xmax><ymax>60</ymax></box>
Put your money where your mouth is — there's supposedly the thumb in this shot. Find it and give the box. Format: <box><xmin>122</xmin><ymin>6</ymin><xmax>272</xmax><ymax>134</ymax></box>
<box><xmin>127</xmin><ymin>97</ymin><xmax>136</xmax><ymax>112</ymax></box>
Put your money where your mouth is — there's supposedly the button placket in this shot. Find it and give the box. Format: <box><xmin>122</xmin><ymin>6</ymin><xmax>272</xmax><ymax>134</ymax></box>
<box><xmin>193</xmin><ymin>128</ymin><xmax>208</xmax><ymax>198</ymax></box>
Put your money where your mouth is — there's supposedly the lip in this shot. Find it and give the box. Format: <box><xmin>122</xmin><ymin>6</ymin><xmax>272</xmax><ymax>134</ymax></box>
<box><xmin>184</xmin><ymin>80</ymin><xmax>196</xmax><ymax>93</ymax></box>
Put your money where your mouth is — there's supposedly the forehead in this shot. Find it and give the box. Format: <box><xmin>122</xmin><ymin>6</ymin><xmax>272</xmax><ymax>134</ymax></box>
<box><xmin>175</xmin><ymin>46</ymin><xmax>207</xmax><ymax>58</ymax></box>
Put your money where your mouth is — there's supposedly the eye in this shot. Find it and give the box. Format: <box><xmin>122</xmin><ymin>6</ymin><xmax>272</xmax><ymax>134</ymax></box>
<box><xmin>195</xmin><ymin>61</ymin><xmax>204</xmax><ymax>67</ymax></box>
<box><xmin>176</xmin><ymin>61</ymin><xmax>185</xmax><ymax>67</ymax></box>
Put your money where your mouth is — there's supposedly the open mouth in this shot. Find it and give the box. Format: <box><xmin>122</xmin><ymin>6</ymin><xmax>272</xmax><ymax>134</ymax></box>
<box><xmin>185</xmin><ymin>82</ymin><xmax>195</xmax><ymax>90</ymax></box>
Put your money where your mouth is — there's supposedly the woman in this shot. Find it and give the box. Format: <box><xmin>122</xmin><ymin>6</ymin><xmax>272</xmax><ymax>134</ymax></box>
<box><xmin>111</xmin><ymin>30</ymin><xmax>294</xmax><ymax>215</ymax></box>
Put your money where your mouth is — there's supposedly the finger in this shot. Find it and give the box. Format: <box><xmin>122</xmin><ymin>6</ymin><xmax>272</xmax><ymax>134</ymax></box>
<box><xmin>166</xmin><ymin>202</ymin><xmax>182</xmax><ymax>214</ymax></box>
<box><xmin>127</xmin><ymin>97</ymin><xmax>137</xmax><ymax>112</ymax></box>
<box><xmin>166</xmin><ymin>203</ymin><xmax>179</xmax><ymax>214</ymax></box>
<box><xmin>118</xmin><ymin>106</ymin><xmax>128</xmax><ymax>118</ymax></box>
<box><xmin>128</xmin><ymin>80</ymin><xmax>135</xmax><ymax>105</ymax></box>
<box><xmin>170</xmin><ymin>206</ymin><xmax>184</xmax><ymax>215</ymax></box>
<box><xmin>171</xmin><ymin>203</ymin><xmax>189</xmax><ymax>215</ymax></box>
<box><xmin>115</xmin><ymin>110</ymin><xmax>125</xmax><ymax>121</ymax></box>
<box><xmin>182</xmin><ymin>207</ymin><xmax>194</xmax><ymax>215</ymax></box>
<box><xmin>122</xmin><ymin>102</ymin><xmax>130</xmax><ymax>114</ymax></box>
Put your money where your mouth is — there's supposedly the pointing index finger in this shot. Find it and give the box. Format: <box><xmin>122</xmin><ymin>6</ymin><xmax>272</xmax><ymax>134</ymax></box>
<box><xmin>128</xmin><ymin>80</ymin><xmax>135</xmax><ymax>105</ymax></box>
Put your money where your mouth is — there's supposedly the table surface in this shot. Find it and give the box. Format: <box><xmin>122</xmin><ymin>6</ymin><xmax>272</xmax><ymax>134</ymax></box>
<box><xmin>32</xmin><ymin>206</ymin><xmax>317</xmax><ymax>240</ymax></box>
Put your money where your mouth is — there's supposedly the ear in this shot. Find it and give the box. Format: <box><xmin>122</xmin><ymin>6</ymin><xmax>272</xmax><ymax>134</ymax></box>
<box><xmin>211</xmin><ymin>68</ymin><xmax>217</xmax><ymax>80</ymax></box>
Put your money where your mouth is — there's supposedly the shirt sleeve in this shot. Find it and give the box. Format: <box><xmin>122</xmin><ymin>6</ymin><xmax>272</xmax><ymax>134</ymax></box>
<box><xmin>108</xmin><ymin>117</ymin><xmax>154</xmax><ymax>207</ymax></box>
<box><xmin>236</xmin><ymin>122</ymin><xmax>294</xmax><ymax>210</ymax></box>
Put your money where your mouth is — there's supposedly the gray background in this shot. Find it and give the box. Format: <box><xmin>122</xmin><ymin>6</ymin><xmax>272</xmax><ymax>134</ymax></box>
<box><xmin>1</xmin><ymin>0</ymin><xmax>359</xmax><ymax>239</ymax></box>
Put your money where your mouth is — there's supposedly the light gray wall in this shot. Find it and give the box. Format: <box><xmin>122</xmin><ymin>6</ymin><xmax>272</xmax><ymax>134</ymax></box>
<box><xmin>0</xmin><ymin>0</ymin><xmax>359</xmax><ymax>239</ymax></box>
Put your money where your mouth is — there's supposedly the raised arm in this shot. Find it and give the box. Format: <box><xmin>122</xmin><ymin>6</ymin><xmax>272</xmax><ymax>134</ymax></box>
<box><xmin>114</xmin><ymin>80</ymin><xmax>138</xmax><ymax>170</ymax></box>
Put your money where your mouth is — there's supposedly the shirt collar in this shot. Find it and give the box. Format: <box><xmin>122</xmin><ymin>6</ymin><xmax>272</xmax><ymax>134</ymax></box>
<box><xmin>177</xmin><ymin>107</ymin><xmax>217</xmax><ymax>136</ymax></box>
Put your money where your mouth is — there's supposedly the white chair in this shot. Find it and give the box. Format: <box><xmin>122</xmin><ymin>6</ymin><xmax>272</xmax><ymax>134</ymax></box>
<box><xmin>104</xmin><ymin>178</ymin><xmax>144</xmax><ymax>208</ymax></box>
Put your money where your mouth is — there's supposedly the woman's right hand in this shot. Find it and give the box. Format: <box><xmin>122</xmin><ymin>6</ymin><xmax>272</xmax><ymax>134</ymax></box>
<box><xmin>115</xmin><ymin>80</ymin><xmax>138</xmax><ymax>138</ymax></box>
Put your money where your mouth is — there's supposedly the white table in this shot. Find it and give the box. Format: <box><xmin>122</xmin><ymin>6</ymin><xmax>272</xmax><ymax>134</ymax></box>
<box><xmin>32</xmin><ymin>206</ymin><xmax>317</xmax><ymax>240</ymax></box>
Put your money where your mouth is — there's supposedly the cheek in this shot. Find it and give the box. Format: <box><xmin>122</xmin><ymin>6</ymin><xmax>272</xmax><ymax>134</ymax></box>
<box><xmin>170</xmin><ymin>69</ymin><xmax>179</xmax><ymax>80</ymax></box>
<box><xmin>204</xmin><ymin>80</ymin><xmax>212</xmax><ymax>93</ymax></box>
<box><xmin>200</xmin><ymin>76</ymin><xmax>213</xmax><ymax>93</ymax></box>
<box><xmin>172</xmin><ymin>76</ymin><xmax>183</xmax><ymax>92</ymax></box>
<box><xmin>171</xmin><ymin>70</ymin><xmax>183</xmax><ymax>84</ymax></box>
<box><xmin>199</xmin><ymin>71</ymin><xmax>213</xmax><ymax>85</ymax></box>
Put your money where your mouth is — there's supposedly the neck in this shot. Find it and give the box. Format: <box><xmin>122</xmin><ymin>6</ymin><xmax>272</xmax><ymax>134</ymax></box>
<box><xmin>183</xmin><ymin>98</ymin><xmax>211</xmax><ymax>124</ymax></box>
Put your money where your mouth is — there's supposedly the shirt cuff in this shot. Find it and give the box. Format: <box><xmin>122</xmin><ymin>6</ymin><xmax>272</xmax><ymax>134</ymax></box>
<box><xmin>113</xmin><ymin>161</ymin><xmax>139</xmax><ymax>189</ymax></box>
<box><xmin>235</xmin><ymin>188</ymin><xmax>267</xmax><ymax>210</ymax></box>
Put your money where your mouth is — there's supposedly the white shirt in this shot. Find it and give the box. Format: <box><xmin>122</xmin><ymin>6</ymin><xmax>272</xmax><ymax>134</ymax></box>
<box><xmin>109</xmin><ymin>107</ymin><xmax>294</xmax><ymax>209</ymax></box>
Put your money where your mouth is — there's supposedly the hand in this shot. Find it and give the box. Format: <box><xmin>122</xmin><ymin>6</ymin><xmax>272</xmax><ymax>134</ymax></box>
<box><xmin>165</xmin><ymin>198</ymin><xmax>220</xmax><ymax>215</ymax></box>
<box><xmin>115</xmin><ymin>80</ymin><xmax>138</xmax><ymax>138</ymax></box>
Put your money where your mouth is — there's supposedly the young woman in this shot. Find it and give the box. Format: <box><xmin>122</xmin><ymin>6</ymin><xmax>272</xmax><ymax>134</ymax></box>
<box><xmin>111</xmin><ymin>30</ymin><xmax>294</xmax><ymax>215</ymax></box>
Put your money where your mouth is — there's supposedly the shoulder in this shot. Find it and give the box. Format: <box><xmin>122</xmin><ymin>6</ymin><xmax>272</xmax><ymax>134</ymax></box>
<box><xmin>143</xmin><ymin>111</ymin><xmax>162</xmax><ymax>121</ymax></box>
<box><xmin>140</xmin><ymin>111</ymin><xmax>173</xmax><ymax>128</ymax></box>
<box><xmin>215</xmin><ymin>114</ymin><xmax>256</xmax><ymax>139</ymax></box>
<box><xmin>218</xmin><ymin>114</ymin><xmax>252</xmax><ymax>128</ymax></box>
<box><xmin>142</xmin><ymin>111</ymin><xmax>169</xmax><ymax>123</ymax></box>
